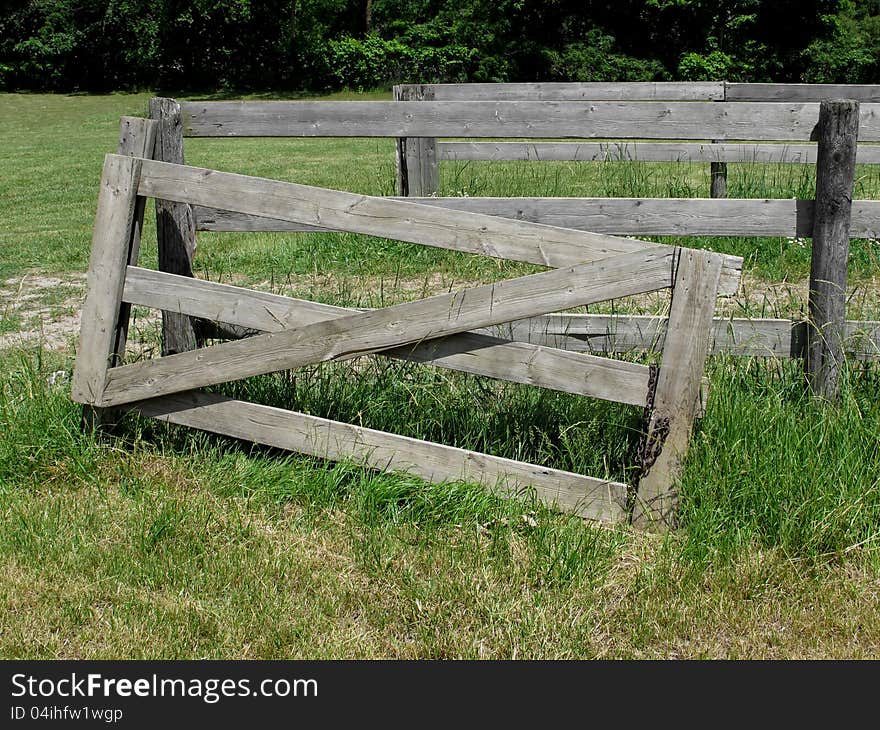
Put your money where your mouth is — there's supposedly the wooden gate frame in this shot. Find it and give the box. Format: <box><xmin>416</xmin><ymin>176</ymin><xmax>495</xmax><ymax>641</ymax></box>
<box><xmin>72</xmin><ymin>146</ymin><xmax>742</xmax><ymax>530</ymax></box>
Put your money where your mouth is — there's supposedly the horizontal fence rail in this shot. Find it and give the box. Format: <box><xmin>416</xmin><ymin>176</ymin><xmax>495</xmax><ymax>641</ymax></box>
<box><xmin>725</xmin><ymin>83</ymin><xmax>880</xmax><ymax>102</ymax></box>
<box><xmin>180</xmin><ymin>100</ymin><xmax>880</xmax><ymax>141</ymax></box>
<box><xmin>485</xmin><ymin>315</ymin><xmax>880</xmax><ymax>360</ymax></box>
<box><xmin>438</xmin><ymin>141</ymin><xmax>880</xmax><ymax>164</ymax></box>
<box><xmin>406</xmin><ymin>82</ymin><xmax>880</xmax><ymax>103</ymax></box>
<box><xmin>418</xmin><ymin>81</ymin><xmax>727</xmax><ymax>101</ymax></box>
<box><xmin>192</xmin><ymin>197</ymin><xmax>880</xmax><ymax>239</ymax></box>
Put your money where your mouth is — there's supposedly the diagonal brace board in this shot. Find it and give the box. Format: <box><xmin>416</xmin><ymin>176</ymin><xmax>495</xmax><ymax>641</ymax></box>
<box><xmin>94</xmin><ymin>246</ymin><xmax>677</xmax><ymax>408</ymax></box>
<box><xmin>135</xmin><ymin>157</ymin><xmax>742</xmax><ymax>296</ymax></box>
<box><xmin>122</xmin><ymin>266</ymin><xmax>652</xmax><ymax>407</ymax></box>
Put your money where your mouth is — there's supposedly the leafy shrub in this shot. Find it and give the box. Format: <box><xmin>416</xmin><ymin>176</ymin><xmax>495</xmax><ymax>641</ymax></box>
<box><xmin>678</xmin><ymin>49</ymin><xmax>733</xmax><ymax>80</ymax></box>
<box><xmin>328</xmin><ymin>33</ymin><xmax>478</xmax><ymax>89</ymax></box>
<box><xmin>545</xmin><ymin>30</ymin><xmax>668</xmax><ymax>82</ymax></box>
<box><xmin>801</xmin><ymin>9</ymin><xmax>880</xmax><ymax>83</ymax></box>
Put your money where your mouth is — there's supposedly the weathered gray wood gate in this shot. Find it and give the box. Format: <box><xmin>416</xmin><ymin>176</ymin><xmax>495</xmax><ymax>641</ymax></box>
<box><xmin>72</xmin><ymin>148</ymin><xmax>742</xmax><ymax>529</ymax></box>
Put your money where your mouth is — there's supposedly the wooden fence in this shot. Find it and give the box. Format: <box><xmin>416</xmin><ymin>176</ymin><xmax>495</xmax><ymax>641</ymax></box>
<box><xmin>153</xmin><ymin>93</ymin><xmax>880</xmax><ymax>379</ymax></box>
<box><xmin>73</xmin><ymin>135</ymin><xmax>744</xmax><ymax>529</ymax></box>
<box><xmin>393</xmin><ymin>81</ymin><xmax>880</xmax><ymax>197</ymax></box>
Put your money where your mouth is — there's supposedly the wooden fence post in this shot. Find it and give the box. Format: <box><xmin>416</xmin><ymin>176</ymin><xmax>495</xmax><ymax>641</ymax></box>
<box><xmin>394</xmin><ymin>85</ymin><xmax>439</xmax><ymax>196</ymax></box>
<box><xmin>631</xmin><ymin>248</ymin><xmax>723</xmax><ymax>530</ymax></box>
<box><xmin>149</xmin><ymin>97</ymin><xmax>199</xmax><ymax>355</ymax></box>
<box><xmin>806</xmin><ymin>99</ymin><xmax>859</xmax><ymax>401</ymax></box>
<box><xmin>111</xmin><ymin>116</ymin><xmax>157</xmax><ymax>365</ymax></box>
<box><xmin>710</xmin><ymin>140</ymin><xmax>728</xmax><ymax>198</ymax></box>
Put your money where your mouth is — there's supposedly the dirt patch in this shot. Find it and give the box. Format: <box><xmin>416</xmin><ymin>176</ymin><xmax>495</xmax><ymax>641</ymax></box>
<box><xmin>0</xmin><ymin>272</ymin><xmax>162</xmax><ymax>355</ymax></box>
<box><xmin>3</xmin><ymin>268</ymin><xmax>877</xmax><ymax>356</ymax></box>
<box><xmin>0</xmin><ymin>273</ymin><xmax>86</xmax><ymax>353</ymax></box>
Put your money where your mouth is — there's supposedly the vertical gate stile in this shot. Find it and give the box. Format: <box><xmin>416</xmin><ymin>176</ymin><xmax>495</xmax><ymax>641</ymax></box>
<box><xmin>631</xmin><ymin>248</ymin><xmax>723</xmax><ymax>530</ymax></box>
<box><xmin>72</xmin><ymin>154</ymin><xmax>143</xmax><ymax>422</ymax></box>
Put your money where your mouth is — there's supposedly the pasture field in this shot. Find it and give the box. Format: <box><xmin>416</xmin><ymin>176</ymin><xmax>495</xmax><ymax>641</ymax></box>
<box><xmin>1</xmin><ymin>91</ymin><xmax>880</xmax><ymax>658</ymax></box>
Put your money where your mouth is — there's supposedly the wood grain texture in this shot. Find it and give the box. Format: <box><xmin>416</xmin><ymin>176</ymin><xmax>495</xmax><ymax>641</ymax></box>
<box><xmin>121</xmin><ymin>266</ymin><xmax>652</xmax><ymax>406</ymax></box>
<box><xmin>631</xmin><ymin>250</ymin><xmax>723</xmax><ymax>530</ymax></box>
<box><xmin>725</xmin><ymin>83</ymin><xmax>880</xmax><ymax>102</ymax></box>
<box><xmin>111</xmin><ymin>116</ymin><xmax>157</xmax><ymax>366</ymax></box>
<box><xmin>438</xmin><ymin>141</ymin><xmax>880</xmax><ymax>164</ymax></box>
<box><xmin>394</xmin><ymin>85</ymin><xmax>438</xmax><ymax>196</ymax></box>
<box><xmin>71</xmin><ymin>155</ymin><xmax>142</xmax><ymax>405</ymax></box>
<box><xmin>131</xmin><ymin>390</ymin><xmax>629</xmax><ymax>523</ymax></box>
<box><xmin>149</xmin><ymin>97</ymin><xmax>199</xmax><ymax>355</ymax></box>
<box><xmin>483</xmin><ymin>315</ymin><xmax>880</xmax><ymax>359</ymax></box>
<box><xmin>191</xmin><ymin>197</ymin><xmax>880</xmax><ymax>240</ymax></box>
<box><xmin>100</xmin><ymin>248</ymin><xmax>676</xmax><ymax>407</ymax></box>
<box><xmin>178</xmin><ymin>100</ymin><xmax>880</xmax><ymax>142</ymax></box>
<box><xmin>807</xmin><ymin>100</ymin><xmax>860</xmax><ymax>401</ymax></box>
<box><xmin>137</xmin><ymin>158</ymin><xmax>742</xmax><ymax>295</ymax></box>
<box><xmin>710</xmin><ymin>138</ymin><xmax>727</xmax><ymax>199</ymax></box>
<box><xmin>399</xmin><ymin>82</ymin><xmax>726</xmax><ymax>101</ymax></box>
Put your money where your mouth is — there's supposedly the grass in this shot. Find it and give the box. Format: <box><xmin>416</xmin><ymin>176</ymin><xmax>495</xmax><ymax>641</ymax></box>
<box><xmin>1</xmin><ymin>92</ymin><xmax>880</xmax><ymax>658</ymax></box>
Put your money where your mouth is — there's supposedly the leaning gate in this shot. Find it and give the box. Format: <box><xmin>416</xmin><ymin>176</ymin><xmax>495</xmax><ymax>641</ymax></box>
<box><xmin>71</xmin><ymin>150</ymin><xmax>742</xmax><ymax>530</ymax></box>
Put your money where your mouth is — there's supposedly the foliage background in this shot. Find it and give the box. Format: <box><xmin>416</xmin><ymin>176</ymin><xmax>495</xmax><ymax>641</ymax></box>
<box><xmin>1</xmin><ymin>0</ymin><xmax>879</xmax><ymax>92</ymax></box>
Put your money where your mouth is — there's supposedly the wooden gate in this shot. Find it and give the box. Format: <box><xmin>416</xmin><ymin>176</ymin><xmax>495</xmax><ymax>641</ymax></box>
<box><xmin>72</xmin><ymin>153</ymin><xmax>742</xmax><ymax>529</ymax></box>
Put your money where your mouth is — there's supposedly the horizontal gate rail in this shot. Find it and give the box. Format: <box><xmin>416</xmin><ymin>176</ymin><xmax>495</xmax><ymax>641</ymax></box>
<box><xmin>486</xmin><ymin>314</ymin><xmax>880</xmax><ymax>361</ymax></box>
<box><xmin>137</xmin><ymin>158</ymin><xmax>741</xmax><ymax>296</ymax></box>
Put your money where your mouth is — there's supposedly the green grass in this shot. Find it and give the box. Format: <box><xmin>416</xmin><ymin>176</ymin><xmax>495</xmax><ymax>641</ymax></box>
<box><xmin>1</xmin><ymin>92</ymin><xmax>880</xmax><ymax>658</ymax></box>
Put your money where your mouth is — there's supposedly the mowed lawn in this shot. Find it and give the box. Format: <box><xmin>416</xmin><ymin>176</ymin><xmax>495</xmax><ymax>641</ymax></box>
<box><xmin>1</xmin><ymin>91</ymin><xmax>880</xmax><ymax>658</ymax></box>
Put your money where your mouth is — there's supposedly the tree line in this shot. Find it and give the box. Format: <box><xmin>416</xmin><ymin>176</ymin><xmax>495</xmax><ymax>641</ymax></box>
<box><xmin>1</xmin><ymin>0</ymin><xmax>879</xmax><ymax>92</ymax></box>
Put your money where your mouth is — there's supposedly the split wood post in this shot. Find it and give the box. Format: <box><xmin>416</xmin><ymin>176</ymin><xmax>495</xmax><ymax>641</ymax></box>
<box><xmin>710</xmin><ymin>140</ymin><xmax>728</xmax><ymax>198</ymax></box>
<box><xmin>631</xmin><ymin>248</ymin><xmax>723</xmax><ymax>531</ymax></box>
<box><xmin>806</xmin><ymin>99</ymin><xmax>860</xmax><ymax>401</ymax></box>
<box><xmin>394</xmin><ymin>85</ymin><xmax>439</xmax><ymax>196</ymax></box>
<box><xmin>111</xmin><ymin>116</ymin><xmax>158</xmax><ymax>365</ymax></box>
<box><xmin>149</xmin><ymin>97</ymin><xmax>199</xmax><ymax>355</ymax></box>
<box><xmin>72</xmin><ymin>155</ymin><xmax>142</xmax><ymax>414</ymax></box>
<box><xmin>82</xmin><ymin>118</ymin><xmax>156</xmax><ymax>431</ymax></box>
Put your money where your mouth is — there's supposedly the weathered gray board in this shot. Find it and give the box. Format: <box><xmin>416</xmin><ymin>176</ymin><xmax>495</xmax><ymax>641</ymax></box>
<box><xmin>122</xmin><ymin>266</ymin><xmax>653</xmax><ymax>407</ymax></box>
<box><xmin>725</xmin><ymin>83</ymin><xmax>880</xmax><ymax>102</ymax></box>
<box><xmin>192</xmin><ymin>197</ymin><xmax>880</xmax><ymax>239</ymax></box>
<box><xmin>135</xmin><ymin>159</ymin><xmax>742</xmax><ymax>296</ymax></box>
<box><xmin>483</xmin><ymin>315</ymin><xmax>880</xmax><ymax>361</ymax></box>
<box><xmin>438</xmin><ymin>141</ymin><xmax>880</xmax><ymax>164</ymax></box>
<box><xmin>131</xmin><ymin>391</ymin><xmax>629</xmax><ymax>522</ymax></box>
<box><xmin>179</xmin><ymin>101</ymin><xmax>880</xmax><ymax>142</ymax></box>
<box><xmin>631</xmin><ymin>249</ymin><xmax>722</xmax><ymax>529</ymax></box>
<box><xmin>405</xmin><ymin>82</ymin><xmax>880</xmax><ymax>103</ymax></box>
<box><xmin>407</xmin><ymin>81</ymin><xmax>727</xmax><ymax>101</ymax></box>
<box><xmin>71</xmin><ymin>155</ymin><xmax>142</xmax><ymax>405</ymax></box>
